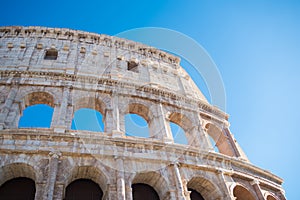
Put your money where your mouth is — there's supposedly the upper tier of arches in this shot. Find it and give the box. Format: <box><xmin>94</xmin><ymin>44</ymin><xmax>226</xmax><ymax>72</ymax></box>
<box><xmin>1</xmin><ymin>88</ymin><xmax>245</xmax><ymax>159</ymax></box>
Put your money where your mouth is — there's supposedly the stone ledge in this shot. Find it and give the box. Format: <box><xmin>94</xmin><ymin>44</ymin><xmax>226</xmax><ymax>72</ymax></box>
<box><xmin>0</xmin><ymin>128</ymin><xmax>283</xmax><ymax>185</ymax></box>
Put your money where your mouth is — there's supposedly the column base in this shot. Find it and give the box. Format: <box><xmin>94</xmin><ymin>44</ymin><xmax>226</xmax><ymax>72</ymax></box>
<box><xmin>163</xmin><ymin>137</ymin><xmax>174</xmax><ymax>144</ymax></box>
<box><xmin>53</xmin><ymin>127</ymin><xmax>66</xmax><ymax>133</ymax></box>
<box><xmin>0</xmin><ymin>123</ymin><xmax>5</xmax><ymax>130</ymax></box>
<box><xmin>112</xmin><ymin>130</ymin><xmax>124</xmax><ymax>138</ymax></box>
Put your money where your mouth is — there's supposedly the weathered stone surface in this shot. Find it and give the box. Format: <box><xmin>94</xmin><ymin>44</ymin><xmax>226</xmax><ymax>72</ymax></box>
<box><xmin>0</xmin><ymin>26</ymin><xmax>285</xmax><ymax>200</ymax></box>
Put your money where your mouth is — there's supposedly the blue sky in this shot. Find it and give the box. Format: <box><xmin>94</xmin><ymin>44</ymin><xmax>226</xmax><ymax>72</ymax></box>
<box><xmin>2</xmin><ymin>0</ymin><xmax>300</xmax><ymax>199</ymax></box>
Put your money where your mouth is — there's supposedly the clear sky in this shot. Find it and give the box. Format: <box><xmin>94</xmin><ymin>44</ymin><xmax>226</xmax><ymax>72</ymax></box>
<box><xmin>1</xmin><ymin>0</ymin><xmax>300</xmax><ymax>199</ymax></box>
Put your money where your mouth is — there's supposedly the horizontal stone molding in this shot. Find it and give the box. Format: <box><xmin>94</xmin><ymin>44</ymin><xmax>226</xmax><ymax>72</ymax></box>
<box><xmin>0</xmin><ymin>128</ymin><xmax>283</xmax><ymax>186</ymax></box>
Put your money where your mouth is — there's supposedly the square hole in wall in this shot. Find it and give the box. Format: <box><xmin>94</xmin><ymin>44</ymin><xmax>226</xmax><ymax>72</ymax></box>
<box><xmin>44</xmin><ymin>49</ymin><xmax>58</xmax><ymax>60</ymax></box>
<box><xmin>127</xmin><ymin>61</ymin><xmax>138</xmax><ymax>72</ymax></box>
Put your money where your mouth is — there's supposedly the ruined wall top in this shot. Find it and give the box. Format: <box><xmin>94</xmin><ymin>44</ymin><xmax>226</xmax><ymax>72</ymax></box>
<box><xmin>0</xmin><ymin>26</ymin><xmax>212</xmax><ymax>104</ymax></box>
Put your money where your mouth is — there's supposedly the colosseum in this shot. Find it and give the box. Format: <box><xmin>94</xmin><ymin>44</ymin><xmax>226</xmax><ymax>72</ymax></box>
<box><xmin>0</xmin><ymin>26</ymin><xmax>285</xmax><ymax>200</ymax></box>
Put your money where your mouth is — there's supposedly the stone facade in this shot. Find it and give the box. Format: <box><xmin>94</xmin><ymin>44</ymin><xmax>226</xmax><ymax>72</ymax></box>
<box><xmin>0</xmin><ymin>26</ymin><xmax>285</xmax><ymax>199</ymax></box>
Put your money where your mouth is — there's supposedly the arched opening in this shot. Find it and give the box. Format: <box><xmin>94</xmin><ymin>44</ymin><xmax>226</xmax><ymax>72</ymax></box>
<box><xmin>64</xmin><ymin>179</ymin><xmax>103</xmax><ymax>200</ymax></box>
<box><xmin>188</xmin><ymin>188</ymin><xmax>205</xmax><ymax>200</ymax></box>
<box><xmin>208</xmin><ymin>135</ymin><xmax>219</xmax><ymax>153</ymax></box>
<box><xmin>205</xmin><ymin>123</ymin><xmax>235</xmax><ymax>156</ymax></box>
<box><xmin>64</xmin><ymin>166</ymin><xmax>107</xmax><ymax>199</ymax></box>
<box><xmin>18</xmin><ymin>104</ymin><xmax>54</xmax><ymax>128</ymax></box>
<box><xmin>0</xmin><ymin>177</ymin><xmax>36</xmax><ymax>200</ymax></box>
<box><xmin>125</xmin><ymin>113</ymin><xmax>149</xmax><ymax>138</ymax></box>
<box><xmin>132</xmin><ymin>171</ymin><xmax>168</xmax><ymax>199</ymax></box>
<box><xmin>124</xmin><ymin>103</ymin><xmax>151</xmax><ymax>138</ymax></box>
<box><xmin>72</xmin><ymin>97</ymin><xmax>106</xmax><ymax>132</ymax></box>
<box><xmin>170</xmin><ymin>122</ymin><xmax>188</xmax><ymax>145</ymax></box>
<box><xmin>168</xmin><ymin>112</ymin><xmax>191</xmax><ymax>145</ymax></box>
<box><xmin>233</xmin><ymin>185</ymin><xmax>256</xmax><ymax>200</ymax></box>
<box><xmin>18</xmin><ymin>92</ymin><xmax>55</xmax><ymax>128</ymax></box>
<box><xmin>132</xmin><ymin>183</ymin><xmax>159</xmax><ymax>200</ymax></box>
<box><xmin>71</xmin><ymin>108</ymin><xmax>104</xmax><ymax>132</ymax></box>
<box><xmin>187</xmin><ymin>177</ymin><xmax>221</xmax><ymax>200</ymax></box>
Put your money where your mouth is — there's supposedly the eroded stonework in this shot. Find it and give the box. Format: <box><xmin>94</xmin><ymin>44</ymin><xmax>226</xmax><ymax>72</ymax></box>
<box><xmin>0</xmin><ymin>26</ymin><xmax>285</xmax><ymax>200</ymax></box>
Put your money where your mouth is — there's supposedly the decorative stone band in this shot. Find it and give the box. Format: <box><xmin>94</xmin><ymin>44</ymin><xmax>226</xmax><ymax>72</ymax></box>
<box><xmin>0</xmin><ymin>128</ymin><xmax>284</xmax><ymax>188</ymax></box>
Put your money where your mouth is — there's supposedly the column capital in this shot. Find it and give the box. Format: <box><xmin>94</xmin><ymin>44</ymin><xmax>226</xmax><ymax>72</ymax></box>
<box><xmin>49</xmin><ymin>151</ymin><xmax>61</xmax><ymax>159</ymax></box>
<box><xmin>250</xmin><ymin>179</ymin><xmax>260</xmax><ymax>186</ymax></box>
<box><xmin>216</xmin><ymin>169</ymin><xmax>224</xmax><ymax>174</ymax></box>
<box><xmin>170</xmin><ymin>162</ymin><xmax>181</xmax><ymax>168</ymax></box>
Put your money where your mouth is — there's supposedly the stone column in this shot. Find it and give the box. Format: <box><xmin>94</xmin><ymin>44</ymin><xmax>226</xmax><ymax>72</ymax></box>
<box><xmin>115</xmin><ymin>157</ymin><xmax>126</xmax><ymax>200</ymax></box>
<box><xmin>53</xmin><ymin>184</ymin><xmax>64</xmax><ymax>200</ymax></box>
<box><xmin>170</xmin><ymin>163</ymin><xmax>185</xmax><ymax>200</ymax></box>
<box><xmin>151</xmin><ymin>103</ymin><xmax>173</xmax><ymax>142</ymax></box>
<box><xmin>51</xmin><ymin>86</ymin><xmax>71</xmax><ymax>133</ymax></box>
<box><xmin>0</xmin><ymin>86</ymin><xmax>19</xmax><ymax>129</ymax></box>
<box><xmin>190</xmin><ymin>113</ymin><xmax>211</xmax><ymax>150</ymax></box>
<box><xmin>45</xmin><ymin>152</ymin><xmax>61</xmax><ymax>200</ymax></box>
<box><xmin>106</xmin><ymin>92</ymin><xmax>123</xmax><ymax>137</ymax></box>
<box><xmin>125</xmin><ymin>182</ymin><xmax>133</xmax><ymax>200</ymax></box>
<box><xmin>276</xmin><ymin>190</ymin><xmax>287</xmax><ymax>200</ymax></box>
<box><xmin>35</xmin><ymin>182</ymin><xmax>46</xmax><ymax>200</ymax></box>
<box><xmin>250</xmin><ymin>180</ymin><xmax>265</xmax><ymax>200</ymax></box>
<box><xmin>216</xmin><ymin>170</ymin><xmax>233</xmax><ymax>200</ymax></box>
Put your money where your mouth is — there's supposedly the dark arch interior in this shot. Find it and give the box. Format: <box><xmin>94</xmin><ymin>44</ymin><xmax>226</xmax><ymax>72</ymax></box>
<box><xmin>64</xmin><ymin>179</ymin><xmax>103</xmax><ymax>200</ymax></box>
<box><xmin>0</xmin><ymin>177</ymin><xmax>36</xmax><ymax>200</ymax></box>
<box><xmin>188</xmin><ymin>188</ymin><xmax>205</xmax><ymax>200</ymax></box>
<box><xmin>132</xmin><ymin>183</ymin><xmax>159</xmax><ymax>200</ymax></box>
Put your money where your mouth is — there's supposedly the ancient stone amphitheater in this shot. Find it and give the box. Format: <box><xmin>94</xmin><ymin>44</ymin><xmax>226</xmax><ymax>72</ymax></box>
<box><xmin>0</xmin><ymin>26</ymin><xmax>285</xmax><ymax>200</ymax></box>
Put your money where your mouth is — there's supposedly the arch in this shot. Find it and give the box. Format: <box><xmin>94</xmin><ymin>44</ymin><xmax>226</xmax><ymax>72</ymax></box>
<box><xmin>168</xmin><ymin>112</ymin><xmax>192</xmax><ymax>131</ymax></box>
<box><xmin>187</xmin><ymin>177</ymin><xmax>221</xmax><ymax>200</ymax></box>
<box><xmin>0</xmin><ymin>163</ymin><xmax>36</xmax><ymax>186</ymax></box>
<box><xmin>205</xmin><ymin>123</ymin><xmax>235</xmax><ymax>156</ymax></box>
<box><xmin>71</xmin><ymin>108</ymin><xmax>104</xmax><ymax>132</ymax></box>
<box><xmin>169</xmin><ymin>122</ymin><xmax>188</xmax><ymax>145</ymax></box>
<box><xmin>23</xmin><ymin>91</ymin><xmax>55</xmax><ymax>108</ymax></box>
<box><xmin>18</xmin><ymin>104</ymin><xmax>54</xmax><ymax>128</ymax></box>
<box><xmin>124</xmin><ymin>103</ymin><xmax>152</xmax><ymax>138</ymax></box>
<box><xmin>132</xmin><ymin>171</ymin><xmax>168</xmax><ymax>199</ymax></box>
<box><xmin>188</xmin><ymin>188</ymin><xmax>205</xmax><ymax>200</ymax></box>
<box><xmin>266</xmin><ymin>194</ymin><xmax>279</xmax><ymax>200</ymax></box>
<box><xmin>0</xmin><ymin>177</ymin><xmax>36</xmax><ymax>200</ymax></box>
<box><xmin>125</xmin><ymin>113</ymin><xmax>149</xmax><ymax>138</ymax></box>
<box><xmin>233</xmin><ymin>185</ymin><xmax>256</xmax><ymax>200</ymax></box>
<box><xmin>65</xmin><ymin>166</ymin><xmax>108</xmax><ymax>195</ymax></box>
<box><xmin>18</xmin><ymin>91</ymin><xmax>55</xmax><ymax>128</ymax></box>
<box><xmin>72</xmin><ymin>97</ymin><xmax>106</xmax><ymax>132</ymax></box>
<box><xmin>64</xmin><ymin>179</ymin><xmax>103</xmax><ymax>200</ymax></box>
<box><xmin>167</xmin><ymin>112</ymin><xmax>193</xmax><ymax>145</ymax></box>
<box><xmin>73</xmin><ymin>97</ymin><xmax>106</xmax><ymax>115</ymax></box>
<box><xmin>126</xmin><ymin>103</ymin><xmax>152</xmax><ymax>122</ymax></box>
<box><xmin>132</xmin><ymin>183</ymin><xmax>159</xmax><ymax>200</ymax></box>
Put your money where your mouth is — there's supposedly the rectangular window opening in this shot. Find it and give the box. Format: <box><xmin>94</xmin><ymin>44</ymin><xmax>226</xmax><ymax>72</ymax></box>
<box><xmin>127</xmin><ymin>61</ymin><xmax>139</xmax><ymax>72</ymax></box>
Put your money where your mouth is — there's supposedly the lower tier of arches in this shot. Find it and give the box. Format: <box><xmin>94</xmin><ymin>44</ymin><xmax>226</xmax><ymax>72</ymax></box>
<box><xmin>0</xmin><ymin>159</ymin><xmax>285</xmax><ymax>200</ymax></box>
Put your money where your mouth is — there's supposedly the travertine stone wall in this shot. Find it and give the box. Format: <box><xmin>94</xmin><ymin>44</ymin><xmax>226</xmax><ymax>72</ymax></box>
<box><xmin>0</xmin><ymin>26</ymin><xmax>285</xmax><ymax>200</ymax></box>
